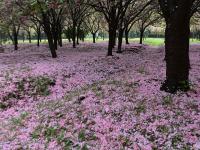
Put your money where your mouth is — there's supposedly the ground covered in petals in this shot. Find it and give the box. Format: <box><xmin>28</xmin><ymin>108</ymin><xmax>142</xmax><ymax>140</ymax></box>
<box><xmin>0</xmin><ymin>43</ymin><xmax>200</xmax><ymax>150</ymax></box>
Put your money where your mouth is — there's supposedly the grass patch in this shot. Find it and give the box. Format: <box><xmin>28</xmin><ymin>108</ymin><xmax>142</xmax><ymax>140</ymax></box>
<box><xmin>64</xmin><ymin>80</ymin><xmax>137</xmax><ymax>102</ymax></box>
<box><xmin>157</xmin><ymin>125</ymin><xmax>169</xmax><ymax>134</ymax></box>
<box><xmin>44</xmin><ymin>127</ymin><xmax>58</xmax><ymax>141</ymax></box>
<box><xmin>10</xmin><ymin>112</ymin><xmax>29</xmax><ymax>127</ymax></box>
<box><xmin>129</xmin><ymin>38</ymin><xmax>164</xmax><ymax>46</ymax></box>
<box><xmin>162</xmin><ymin>95</ymin><xmax>173</xmax><ymax>106</ymax></box>
<box><xmin>1</xmin><ymin>76</ymin><xmax>56</xmax><ymax>110</ymax></box>
<box><xmin>0</xmin><ymin>102</ymin><xmax>8</xmax><ymax>110</ymax></box>
<box><xmin>171</xmin><ymin>134</ymin><xmax>183</xmax><ymax>148</ymax></box>
<box><xmin>2</xmin><ymin>38</ymin><xmax>200</xmax><ymax>47</ymax></box>
<box><xmin>134</xmin><ymin>101</ymin><xmax>146</xmax><ymax>115</ymax></box>
<box><xmin>31</xmin><ymin>125</ymin><xmax>43</xmax><ymax>139</ymax></box>
<box><xmin>16</xmin><ymin>76</ymin><xmax>55</xmax><ymax>96</ymax></box>
<box><xmin>81</xmin><ymin>144</ymin><xmax>89</xmax><ymax>150</ymax></box>
<box><xmin>118</xmin><ymin>135</ymin><xmax>132</xmax><ymax>147</ymax></box>
<box><xmin>129</xmin><ymin>38</ymin><xmax>200</xmax><ymax>46</ymax></box>
<box><xmin>3</xmin><ymin>76</ymin><xmax>55</xmax><ymax>103</ymax></box>
<box><xmin>137</xmin><ymin>66</ymin><xmax>147</xmax><ymax>74</ymax></box>
<box><xmin>32</xmin><ymin>125</ymin><xmax>74</xmax><ymax>149</ymax></box>
<box><xmin>36</xmin><ymin>79</ymin><xmax>138</xmax><ymax>112</ymax></box>
<box><xmin>78</xmin><ymin>130</ymin><xmax>86</xmax><ymax>141</ymax></box>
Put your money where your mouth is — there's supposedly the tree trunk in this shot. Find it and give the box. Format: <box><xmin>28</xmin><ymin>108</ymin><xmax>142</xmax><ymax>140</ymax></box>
<box><xmin>47</xmin><ymin>34</ymin><xmax>57</xmax><ymax>58</ymax></box>
<box><xmin>108</xmin><ymin>28</ymin><xmax>114</xmax><ymax>56</ymax></box>
<box><xmin>77</xmin><ymin>26</ymin><xmax>80</xmax><ymax>45</ymax></box>
<box><xmin>37</xmin><ymin>28</ymin><xmax>41</xmax><ymax>47</ymax></box>
<box><xmin>58</xmin><ymin>24</ymin><xmax>63</xmax><ymax>47</ymax></box>
<box><xmin>52</xmin><ymin>26</ymin><xmax>58</xmax><ymax>50</ymax></box>
<box><xmin>77</xmin><ymin>35</ymin><xmax>79</xmax><ymax>45</ymax></box>
<box><xmin>54</xmin><ymin>35</ymin><xmax>58</xmax><ymax>50</ymax></box>
<box><xmin>13</xmin><ymin>32</ymin><xmax>18</xmax><ymax>50</ymax></box>
<box><xmin>125</xmin><ymin>29</ymin><xmax>129</xmax><ymax>44</ymax></box>
<box><xmin>22</xmin><ymin>34</ymin><xmax>25</xmax><ymax>43</ymax></box>
<box><xmin>161</xmin><ymin>3</ymin><xmax>191</xmax><ymax>93</ymax></box>
<box><xmin>139</xmin><ymin>29</ymin><xmax>144</xmax><ymax>44</ymax></box>
<box><xmin>117</xmin><ymin>28</ymin><xmax>124</xmax><ymax>53</ymax></box>
<box><xmin>27</xmin><ymin>31</ymin><xmax>31</xmax><ymax>43</ymax></box>
<box><xmin>113</xmin><ymin>30</ymin><xmax>117</xmax><ymax>48</ymax></box>
<box><xmin>44</xmin><ymin>24</ymin><xmax>57</xmax><ymax>58</ymax></box>
<box><xmin>72</xmin><ymin>23</ymin><xmax>76</xmax><ymax>48</ymax></box>
<box><xmin>58</xmin><ymin>32</ymin><xmax>63</xmax><ymax>47</ymax></box>
<box><xmin>92</xmin><ymin>33</ymin><xmax>96</xmax><ymax>43</ymax></box>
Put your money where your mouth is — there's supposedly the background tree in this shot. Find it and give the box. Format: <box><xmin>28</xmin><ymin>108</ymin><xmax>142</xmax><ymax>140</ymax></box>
<box><xmin>137</xmin><ymin>4</ymin><xmax>161</xmax><ymax>44</ymax></box>
<box><xmin>66</xmin><ymin>0</ymin><xmax>90</xmax><ymax>48</ymax></box>
<box><xmin>116</xmin><ymin>0</ymin><xmax>154</xmax><ymax>53</ymax></box>
<box><xmin>0</xmin><ymin>0</ymin><xmax>22</xmax><ymax>50</ymax></box>
<box><xmin>17</xmin><ymin>0</ymin><xmax>68</xmax><ymax>58</ymax></box>
<box><xmin>90</xmin><ymin>0</ymin><xmax>134</xmax><ymax>56</ymax></box>
<box><xmin>21</xmin><ymin>20</ymin><xmax>33</xmax><ymax>43</ymax></box>
<box><xmin>31</xmin><ymin>19</ymin><xmax>42</xmax><ymax>47</ymax></box>
<box><xmin>84</xmin><ymin>12</ymin><xmax>102</xmax><ymax>43</ymax></box>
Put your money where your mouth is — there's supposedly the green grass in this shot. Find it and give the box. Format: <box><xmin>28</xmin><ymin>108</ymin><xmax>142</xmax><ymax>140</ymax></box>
<box><xmin>83</xmin><ymin>37</ymin><xmax>200</xmax><ymax>46</ymax></box>
<box><xmin>129</xmin><ymin>38</ymin><xmax>164</xmax><ymax>46</ymax></box>
<box><xmin>2</xmin><ymin>37</ymin><xmax>200</xmax><ymax>47</ymax></box>
<box><xmin>84</xmin><ymin>37</ymin><xmax>165</xmax><ymax>46</ymax></box>
<box><xmin>4</xmin><ymin>39</ymin><xmax>48</xmax><ymax>45</ymax></box>
<box><xmin>130</xmin><ymin>38</ymin><xmax>200</xmax><ymax>46</ymax></box>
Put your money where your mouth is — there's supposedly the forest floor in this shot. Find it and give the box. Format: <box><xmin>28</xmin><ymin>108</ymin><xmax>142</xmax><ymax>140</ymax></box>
<box><xmin>0</xmin><ymin>43</ymin><xmax>200</xmax><ymax>150</ymax></box>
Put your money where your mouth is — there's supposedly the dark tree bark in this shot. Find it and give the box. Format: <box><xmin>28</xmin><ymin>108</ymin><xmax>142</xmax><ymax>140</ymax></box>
<box><xmin>58</xmin><ymin>31</ymin><xmax>63</xmax><ymax>47</ymax></box>
<box><xmin>13</xmin><ymin>32</ymin><xmax>18</xmax><ymax>50</ymax></box>
<box><xmin>72</xmin><ymin>23</ymin><xmax>76</xmax><ymax>48</ymax></box>
<box><xmin>12</xmin><ymin>26</ymin><xmax>20</xmax><ymax>50</ymax></box>
<box><xmin>76</xmin><ymin>25</ymin><xmax>81</xmax><ymax>45</ymax></box>
<box><xmin>52</xmin><ymin>25</ymin><xmax>58</xmax><ymax>50</ymax></box>
<box><xmin>139</xmin><ymin>29</ymin><xmax>144</xmax><ymax>44</ymax></box>
<box><xmin>117</xmin><ymin>28</ymin><xmax>124</xmax><ymax>53</ymax></box>
<box><xmin>125</xmin><ymin>28</ymin><xmax>129</xmax><ymax>44</ymax></box>
<box><xmin>108</xmin><ymin>25</ymin><xmax>116</xmax><ymax>56</ymax></box>
<box><xmin>76</xmin><ymin>35</ymin><xmax>79</xmax><ymax>45</ymax></box>
<box><xmin>113</xmin><ymin>30</ymin><xmax>117</xmax><ymax>47</ymax></box>
<box><xmin>108</xmin><ymin>36</ymin><xmax>113</xmax><ymax>56</ymax></box>
<box><xmin>22</xmin><ymin>33</ymin><xmax>25</xmax><ymax>43</ymax></box>
<box><xmin>47</xmin><ymin>32</ymin><xmax>57</xmax><ymax>58</ymax></box>
<box><xmin>37</xmin><ymin>27</ymin><xmax>41</xmax><ymax>47</ymax></box>
<box><xmin>102</xmin><ymin>33</ymin><xmax>105</xmax><ymax>40</ymax></box>
<box><xmin>92</xmin><ymin>33</ymin><xmax>96</xmax><ymax>43</ymax></box>
<box><xmin>159</xmin><ymin>0</ymin><xmax>192</xmax><ymax>93</ymax></box>
<box><xmin>68</xmin><ymin>37</ymin><xmax>71</xmax><ymax>43</ymax></box>
<box><xmin>27</xmin><ymin>31</ymin><xmax>31</xmax><ymax>43</ymax></box>
<box><xmin>43</xmin><ymin>21</ymin><xmax>57</xmax><ymax>58</ymax></box>
<box><xmin>58</xmin><ymin>22</ymin><xmax>63</xmax><ymax>47</ymax></box>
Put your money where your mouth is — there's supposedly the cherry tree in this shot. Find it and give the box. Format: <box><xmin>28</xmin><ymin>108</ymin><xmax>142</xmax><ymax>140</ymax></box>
<box><xmin>159</xmin><ymin>0</ymin><xmax>200</xmax><ymax>93</ymax></box>
<box><xmin>0</xmin><ymin>0</ymin><xmax>22</xmax><ymax>50</ymax></box>
<box><xmin>117</xmin><ymin>0</ymin><xmax>154</xmax><ymax>53</ymax></box>
<box><xmin>90</xmin><ymin>0</ymin><xmax>134</xmax><ymax>56</ymax></box>
<box><xmin>84</xmin><ymin>12</ymin><xmax>102</xmax><ymax>43</ymax></box>
<box><xmin>66</xmin><ymin>0</ymin><xmax>91</xmax><ymax>48</ymax></box>
<box><xmin>31</xmin><ymin>19</ymin><xmax>42</xmax><ymax>47</ymax></box>
<box><xmin>21</xmin><ymin>20</ymin><xmax>33</xmax><ymax>44</ymax></box>
<box><xmin>16</xmin><ymin>0</ymin><xmax>68</xmax><ymax>58</ymax></box>
<box><xmin>137</xmin><ymin>4</ymin><xmax>161</xmax><ymax>44</ymax></box>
